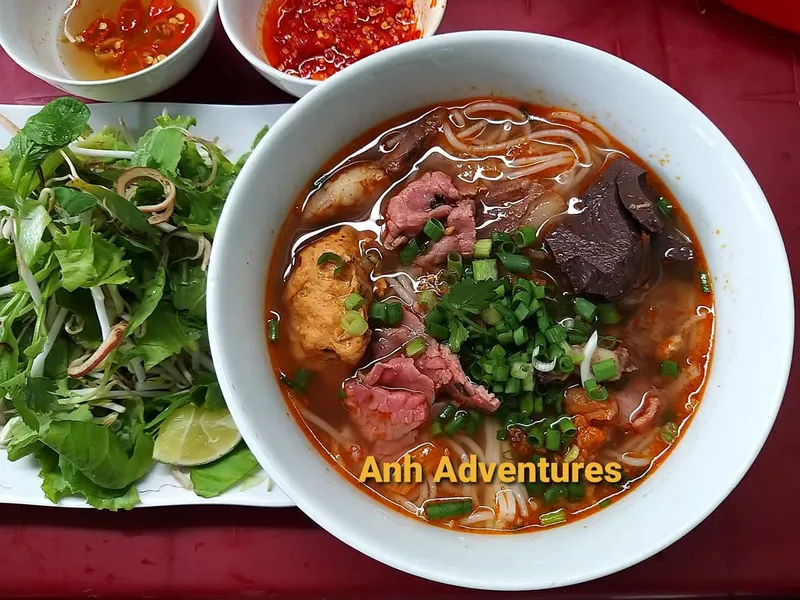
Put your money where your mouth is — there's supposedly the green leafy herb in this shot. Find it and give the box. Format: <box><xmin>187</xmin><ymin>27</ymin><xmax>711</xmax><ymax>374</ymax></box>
<box><xmin>189</xmin><ymin>444</ymin><xmax>260</xmax><ymax>498</ymax></box>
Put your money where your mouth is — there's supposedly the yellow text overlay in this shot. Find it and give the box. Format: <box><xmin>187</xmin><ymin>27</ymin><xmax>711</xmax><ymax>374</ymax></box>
<box><xmin>359</xmin><ymin>454</ymin><xmax>622</xmax><ymax>485</ymax></box>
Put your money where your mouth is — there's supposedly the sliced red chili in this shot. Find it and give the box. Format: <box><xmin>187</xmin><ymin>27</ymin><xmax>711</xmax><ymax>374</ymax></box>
<box><xmin>94</xmin><ymin>37</ymin><xmax>127</xmax><ymax>64</ymax></box>
<box><xmin>79</xmin><ymin>18</ymin><xmax>117</xmax><ymax>47</ymax></box>
<box><xmin>148</xmin><ymin>10</ymin><xmax>197</xmax><ymax>54</ymax></box>
<box><xmin>121</xmin><ymin>44</ymin><xmax>157</xmax><ymax>73</ymax></box>
<box><xmin>148</xmin><ymin>0</ymin><xmax>178</xmax><ymax>19</ymax></box>
<box><xmin>118</xmin><ymin>0</ymin><xmax>146</xmax><ymax>33</ymax></box>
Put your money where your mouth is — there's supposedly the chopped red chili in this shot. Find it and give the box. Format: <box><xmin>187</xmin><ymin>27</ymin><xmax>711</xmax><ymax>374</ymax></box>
<box><xmin>261</xmin><ymin>0</ymin><xmax>422</xmax><ymax>81</ymax></box>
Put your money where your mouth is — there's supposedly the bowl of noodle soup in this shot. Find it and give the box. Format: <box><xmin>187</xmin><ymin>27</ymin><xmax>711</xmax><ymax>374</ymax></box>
<box><xmin>208</xmin><ymin>31</ymin><xmax>793</xmax><ymax>589</ymax></box>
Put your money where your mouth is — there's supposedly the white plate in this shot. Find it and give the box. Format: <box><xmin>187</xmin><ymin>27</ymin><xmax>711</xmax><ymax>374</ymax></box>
<box><xmin>0</xmin><ymin>102</ymin><xmax>295</xmax><ymax>509</ymax></box>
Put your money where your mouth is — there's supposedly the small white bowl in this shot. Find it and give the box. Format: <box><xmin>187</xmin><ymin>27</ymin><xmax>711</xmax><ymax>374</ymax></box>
<box><xmin>220</xmin><ymin>0</ymin><xmax>447</xmax><ymax>98</ymax></box>
<box><xmin>0</xmin><ymin>0</ymin><xmax>218</xmax><ymax>102</ymax></box>
<box><xmin>208</xmin><ymin>31</ymin><xmax>794</xmax><ymax>590</ymax></box>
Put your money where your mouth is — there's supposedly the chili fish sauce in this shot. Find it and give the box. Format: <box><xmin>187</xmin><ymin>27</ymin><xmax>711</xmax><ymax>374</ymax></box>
<box><xmin>59</xmin><ymin>0</ymin><xmax>199</xmax><ymax>80</ymax></box>
<box><xmin>260</xmin><ymin>0</ymin><xmax>421</xmax><ymax>81</ymax></box>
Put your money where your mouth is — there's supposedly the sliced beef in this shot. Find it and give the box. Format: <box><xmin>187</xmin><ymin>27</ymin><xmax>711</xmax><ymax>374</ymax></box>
<box><xmin>545</xmin><ymin>159</ymin><xmax>647</xmax><ymax>299</ymax></box>
<box><xmin>370</xmin><ymin>309</ymin><xmax>426</xmax><ymax>359</ymax></box>
<box><xmin>413</xmin><ymin>200</ymin><xmax>476</xmax><ymax>270</ymax></box>
<box><xmin>458</xmin><ymin>177</ymin><xmax>536</xmax><ymax>205</ymax></box>
<box><xmin>382</xmin><ymin>171</ymin><xmax>461</xmax><ymax>250</ymax></box>
<box><xmin>380</xmin><ymin>109</ymin><xmax>445</xmax><ymax>176</ymax></box>
<box><xmin>416</xmin><ymin>344</ymin><xmax>501</xmax><ymax>413</ymax></box>
<box><xmin>344</xmin><ymin>357</ymin><xmax>435</xmax><ymax>451</ymax></box>
<box><xmin>371</xmin><ymin>307</ymin><xmax>500</xmax><ymax>413</ymax></box>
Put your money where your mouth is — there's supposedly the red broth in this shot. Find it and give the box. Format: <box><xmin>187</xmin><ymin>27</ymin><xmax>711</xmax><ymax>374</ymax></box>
<box><xmin>266</xmin><ymin>99</ymin><xmax>714</xmax><ymax>532</ymax></box>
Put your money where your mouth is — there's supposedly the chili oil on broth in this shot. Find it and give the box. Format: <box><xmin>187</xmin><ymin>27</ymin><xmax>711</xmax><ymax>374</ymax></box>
<box><xmin>266</xmin><ymin>98</ymin><xmax>715</xmax><ymax>533</ymax></box>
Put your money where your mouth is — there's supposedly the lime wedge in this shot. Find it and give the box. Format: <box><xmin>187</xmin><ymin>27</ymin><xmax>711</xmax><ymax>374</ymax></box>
<box><xmin>152</xmin><ymin>404</ymin><xmax>241</xmax><ymax>466</ymax></box>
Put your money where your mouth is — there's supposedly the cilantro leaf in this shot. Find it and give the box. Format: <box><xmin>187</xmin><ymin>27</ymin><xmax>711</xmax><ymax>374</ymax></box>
<box><xmin>440</xmin><ymin>279</ymin><xmax>498</xmax><ymax>315</ymax></box>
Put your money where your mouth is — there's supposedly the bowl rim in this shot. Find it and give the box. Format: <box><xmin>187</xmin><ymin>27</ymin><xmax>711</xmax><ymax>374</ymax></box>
<box><xmin>218</xmin><ymin>0</ymin><xmax>448</xmax><ymax>89</ymax></box>
<box><xmin>0</xmin><ymin>0</ymin><xmax>219</xmax><ymax>87</ymax></box>
<box><xmin>208</xmin><ymin>30</ymin><xmax>794</xmax><ymax>590</ymax></box>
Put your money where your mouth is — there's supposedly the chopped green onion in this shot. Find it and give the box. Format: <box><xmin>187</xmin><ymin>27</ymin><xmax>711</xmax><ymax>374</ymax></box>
<box><xmin>439</xmin><ymin>403</ymin><xmax>457</xmax><ymax>421</ymax></box>
<box><xmin>424</xmin><ymin>498</ymin><xmax>473</xmax><ymax>521</ymax></box>
<box><xmin>598</xmin><ymin>335</ymin><xmax>617</xmax><ymax>350</ymax></box>
<box><xmin>430</xmin><ymin>421</ymin><xmax>443</xmax><ymax>436</ymax></box>
<box><xmin>520</xmin><ymin>393</ymin><xmax>534</xmax><ymax>416</ymax></box>
<box><xmin>567</xmin><ymin>481</ymin><xmax>585</xmax><ymax>501</ymax></box>
<box><xmin>532</xmin><ymin>285</ymin><xmax>546</xmax><ymax>299</ymax></box>
<box><xmin>369</xmin><ymin>300</ymin><xmax>388</xmax><ymax>322</ymax></box>
<box><xmin>268</xmin><ymin>318</ymin><xmax>279</xmax><ymax>343</ymax></box>
<box><xmin>698</xmin><ymin>271</ymin><xmax>711</xmax><ymax>294</ymax></box>
<box><xmin>294</xmin><ymin>368</ymin><xmax>311</xmax><ymax>393</ymax></box>
<box><xmin>527</xmin><ymin>427</ymin><xmax>544</xmax><ymax>448</ymax></box>
<box><xmin>599</xmin><ymin>499</ymin><xmax>611</xmax><ymax>509</ymax></box>
<box><xmin>557</xmin><ymin>355</ymin><xmax>574</xmax><ymax>373</ymax></box>
<box><xmin>481</xmin><ymin>305</ymin><xmax>503</xmax><ymax>325</ymax></box>
<box><xmin>656</xmin><ymin>196</ymin><xmax>673</xmax><ymax>216</ymax></box>
<box><xmin>399</xmin><ymin>239</ymin><xmax>423</xmax><ymax>265</ymax></box>
<box><xmin>497</xmin><ymin>331</ymin><xmax>513</xmax><ymax>345</ymax></box>
<box><xmin>337</xmin><ymin>388</ymin><xmax>347</xmax><ymax>399</ymax></box>
<box><xmin>544</xmin><ymin>325</ymin><xmax>566</xmax><ymax>344</ymax></box>
<box><xmin>534</xmin><ymin>395</ymin><xmax>543</xmax><ymax>414</ymax></box>
<box><xmin>584</xmin><ymin>378</ymin><xmax>609</xmax><ymax>401</ymax></box>
<box><xmin>661</xmin><ymin>421</ymin><xmax>679</xmax><ymax>443</ymax></box>
<box><xmin>423</xmin><ymin>218</ymin><xmax>445</xmax><ymax>241</ymax></box>
<box><xmin>591</xmin><ymin>358</ymin><xmax>618</xmax><ymax>382</ymax></box>
<box><xmin>385</xmin><ymin>302</ymin><xmax>403</xmax><ymax>326</ymax></box>
<box><xmin>544</xmin><ymin>428</ymin><xmax>561</xmax><ymax>451</ymax></box>
<box><xmin>597</xmin><ymin>303</ymin><xmax>621</xmax><ymax>324</ymax></box>
<box><xmin>344</xmin><ymin>293</ymin><xmax>363</xmax><ymax>310</ymax></box>
<box><xmin>513</xmin><ymin>326</ymin><xmax>528</xmax><ymax>346</ymax></box>
<box><xmin>474</xmin><ymin>238</ymin><xmax>493</xmax><ymax>259</ymax></box>
<box><xmin>447</xmin><ymin>252</ymin><xmax>463</xmax><ymax>279</ymax></box>
<box><xmin>513</xmin><ymin>290</ymin><xmax>531</xmax><ymax>306</ymax></box>
<box><xmin>317</xmin><ymin>252</ymin><xmax>343</xmax><ymax>275</ymax></box>
<box><xmin>537</xmin><ymin>310</ymin><xmax>551</xmax><ymax>332</ymax></box>
<box><xmin>660</xmin><ymin>360</ymin><xmax>679</xmax><ymax>378</ymax></box>
<box><xmin>510</xmin><ymin>362</ymin><xmax>533</xmax><ymax>380</ymax></box>
<box><xmin>564</xmin><ymin>444</ymin><xmax>580</xmax><ymax>463</ymax></box>
<box><xmin>418</xmin><ymin>290</ymin><xmax>438</xmax><ymax>309</ymax></box>
<box><xmin>513</xmin><ymin>303</ymin><xmax>530</xmax><ymax>322</ymax></box>
<box><xmin>540</xmin><ymin>509</ymin><xmax>567</xmax><ymax>526</ymax></box>
<box><xmin>573</xmin><ymin>297</ymin><xmax>597</xmax><ymax>321</ymax></box>
<box><xmin>496</xmin><ymin>429</ymin><xmax>509</xmax><ymax>441</ymax></box>
<box><xmin>513</xmin><ymin>226</ymin><xmax>537</xmax><ymax>248</ymax></box>
<box><xmin>406</xmin><ymin>337</ymin><xmax>427</xmax><ymax>357</ymax></box>
<box><xmin>489</xmin><ymin>344</ymin><xmax>507</xmax><ymax>359</ymax></box>
<box><xmin>557</xmin><ymin>416</ymin><xmax>577</xmax><ymax>437</ymax></box>
<box><xmin>499</xmin><ymin>240</ymin><xmax>517</xmax><ymax>255</ymax></box>
<box><xmin>473</xmin><ymin>259</ymin><xmax>498</xmax><ymax>281</ymax></box>
<box><xmin>445</xmin><ymin>411</ymin><xmax>468</xmax><ymax>435</ymax></box>
<box><xmin>425</xmin><ymin>321</ymin><xmax>449</xmax><ymax>341</ymax></box>
<box><xmin>341</xmin><ymin>311</ymin><xmax>368</xmax><ymax>336</ymax></box>
<box><xmin>504</xmin><ymin>377</ymin><xmax>520</xmax><ymax>394</ymax></box>
<box><xmin>543</xmin><ymin>484</ymin><xmax>567</xmax><ymax>505</ymax></box>
<box><xmin>491</xmin><ymin>231</ymin><xmax>513</xmax><ymax>245</ymax></box>
<box><xmin>493</xmin><ymin>365</ymin><xmax>510</xmax><ymax>382</ymax></box>
<box><xmin>469</xmin><ymin>361</ymin><xmax>484</xmax><ymax>380</ymax></box>
<box><xmin>496</xmin><ymin>252</ymin><xmax>532</xmax><ymax>274</ymax></box>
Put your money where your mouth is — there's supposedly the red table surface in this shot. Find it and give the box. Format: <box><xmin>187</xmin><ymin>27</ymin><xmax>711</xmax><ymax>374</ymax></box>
<box><xmin>1</xmin><ymin>0</ymin><xmax>799</xmax><ymax>598</ymax></box>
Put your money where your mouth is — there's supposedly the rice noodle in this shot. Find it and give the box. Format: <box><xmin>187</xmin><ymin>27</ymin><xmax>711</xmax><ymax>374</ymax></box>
<box><xmin>445</xmin><ymin>438</ymin><xmax>469</xmax><ymax>463</ymax></box>
<box><xmin>297</xmin><ymin>407</ymin><xmax>351</xmax><ymax>445</ymax></box>
<box><xmin>549</xmin><ymin>110</ymin><xmax>582</xmax><ymax>123</ymax></box>
<box><xmin>452</xmin><ymin>433</ymin><xmax>486</xmax><ymax>465</ymax></box>
<box><xmin>426</xmin><ymin>472</ymin><xmax>438</xmax><ymax>500</ymax></box>
<box><xmin>507</xmin><ymin>155</ymin><xmax>575</xmax><ymax>179</ymax></box>
<box><xmin>578</xmin><ymin>121</ymin><xmax>612</xmax><ymax>147</ymax></box>
<box><xmin>464</xmin><ymin>101</ymin><xmax>528</xmax><ymax>122</ymax></box>
<box><xmin>383</xmin><ymin>274</ymin><xmax>416</xmax><ymax>305</ymax></box>
<box><xmin>496</xmin><ymin>488</ymin><xmax>517</xmax><ymax>524</ymax></box>
<box><xmin>511</xmin><ymin>486</ymin><xmax>530</xmax><ymax>518</ymax></box>
<box><xmin>443</xmin><ymin>123</ymin><xmax>591</xmax><ymax>165</ymax></box>
<box><xmin>455</xmin><ymin>121</ymin><xmax>487</xmax><ymax>140</ymax></box>
<box><xmin>462</xmin><ymin>507</ymin><xmax>496</xmax><ymax>526</ymax></box>
<box><xmin>509</xmin><ymin>150</ymin><xmax>574</xmax><ymax>167</ymax></box>
<box><xmin>449</xmin><ymin>110</ymin><xmax>466</xmax><ymax>129</ymax></box>
<box><xmin>619</xmin><ymin>452</ymin><xmax>652</xmax><ymax>468</ymax></box>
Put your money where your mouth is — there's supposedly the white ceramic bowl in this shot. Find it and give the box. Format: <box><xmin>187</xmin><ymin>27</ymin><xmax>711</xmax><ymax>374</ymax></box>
<box><xmin>0</xmin><ymin>0</ymin><xmax>218</xmax><ymax>102</ymax></box>
<box><xmin>208</xmin><ymin>31</ymin><xmax>794</xmax><ymax>590</ymax></box>
<box><xmin>219</xmin><ymin>0</ymin><xmax>447</xmax><ymax>98</ymax></box>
